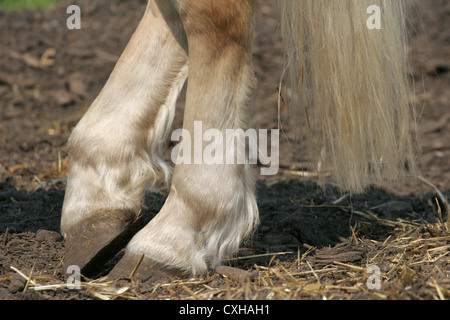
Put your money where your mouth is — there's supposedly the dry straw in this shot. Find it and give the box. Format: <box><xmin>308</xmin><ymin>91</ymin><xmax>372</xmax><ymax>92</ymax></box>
<box><xmin>6</xmin><ymin>214</ymin><xmax>448</xmax><ymax>300</ymax></box>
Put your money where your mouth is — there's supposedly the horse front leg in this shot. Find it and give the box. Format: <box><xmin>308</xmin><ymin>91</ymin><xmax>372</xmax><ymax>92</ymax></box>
<box><xmin>61</xmin><ymin>1</ymin><xmax>188</xmax><ymax>276</ymax></box>
<box><xmin>108</xmin><ymin>0</ymin><xmax>259</xmax><ymax>280</ymax></box>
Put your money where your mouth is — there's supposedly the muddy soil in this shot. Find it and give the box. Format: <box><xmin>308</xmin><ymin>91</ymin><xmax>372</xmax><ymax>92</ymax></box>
<box><xmin>0</xmin><ymin>0</ymin><xmax>449</xmax><ymax>300</ymax></box>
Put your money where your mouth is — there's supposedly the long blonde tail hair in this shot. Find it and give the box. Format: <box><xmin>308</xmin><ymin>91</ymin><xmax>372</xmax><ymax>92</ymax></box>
<box><xmin>277</xmin><ymin>0</ymin><xmax>416</xmax><ymax>193</ymax></box>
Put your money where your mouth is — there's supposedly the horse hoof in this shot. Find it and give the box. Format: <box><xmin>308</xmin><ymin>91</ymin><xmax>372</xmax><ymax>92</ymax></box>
<box><xmin>63</xmin><ymin>210</ymin><xmax>141</xmax><ymax>278</ymax></box>
<box><xmin>107</xmin><ymin>252</ymin><xmax>183</xmax><ymax>283</ymax></box>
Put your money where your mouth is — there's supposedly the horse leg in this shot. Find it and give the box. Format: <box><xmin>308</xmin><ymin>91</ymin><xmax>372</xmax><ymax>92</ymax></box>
<box><xmin>109</xmin><ymin>0</ymin><xmax>259</xmax><ymax>280</ymax></box>
<box><xmin>61</xmin><ymin>1</ymin><xmax>188</xmax><ymax>276</ymax></box>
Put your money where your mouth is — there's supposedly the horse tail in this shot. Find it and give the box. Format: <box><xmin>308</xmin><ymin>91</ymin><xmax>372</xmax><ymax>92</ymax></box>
<box><xmin>277</xmin><ymin>0</ymin><xmax>416</xmax><ymax>193</ymax></box>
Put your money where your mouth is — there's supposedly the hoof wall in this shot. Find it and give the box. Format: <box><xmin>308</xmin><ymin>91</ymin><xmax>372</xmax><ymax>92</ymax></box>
<box><xmin>64</xmin><ymin>210</ymin><xmax>141</xmax><ymax>278</ymax></box>
<box><xmin>108</xmin><ymin>252</ymin><xmax>183</xmax><ymax>283</ymax></box>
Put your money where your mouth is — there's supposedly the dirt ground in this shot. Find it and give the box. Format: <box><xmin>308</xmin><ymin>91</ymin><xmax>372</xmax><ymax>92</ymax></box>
<box><xmin>0</xmin><ymin>0</ymin><xmax>449</xmax><ymax>300</ymax></box>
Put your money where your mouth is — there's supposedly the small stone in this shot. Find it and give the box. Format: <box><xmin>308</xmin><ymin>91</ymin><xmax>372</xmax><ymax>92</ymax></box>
<box><xmin>216</xmin><ymin>266</ymin><xmax>258</xmax><ymax>283</ymax></box>
<box><xmin>8</xmin><ymin>273</ymin><xmax>27</xmax><ymax>293</ymax></box>
<box><xmin>36</xmin><ymin>229</ymin><xmax>62</xmax><ymax>243</ymax></box>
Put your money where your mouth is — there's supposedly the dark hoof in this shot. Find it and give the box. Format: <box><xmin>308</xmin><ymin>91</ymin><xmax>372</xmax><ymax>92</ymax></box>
<box><xmin>63</xmin><ymin>210</ymin><xmax>141</xmax><ymax>278</ymax></box>
<box><xmin>107</xmin><ymin>252</ymin><xmax>183</xmax><ymax>283</ymax></box>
